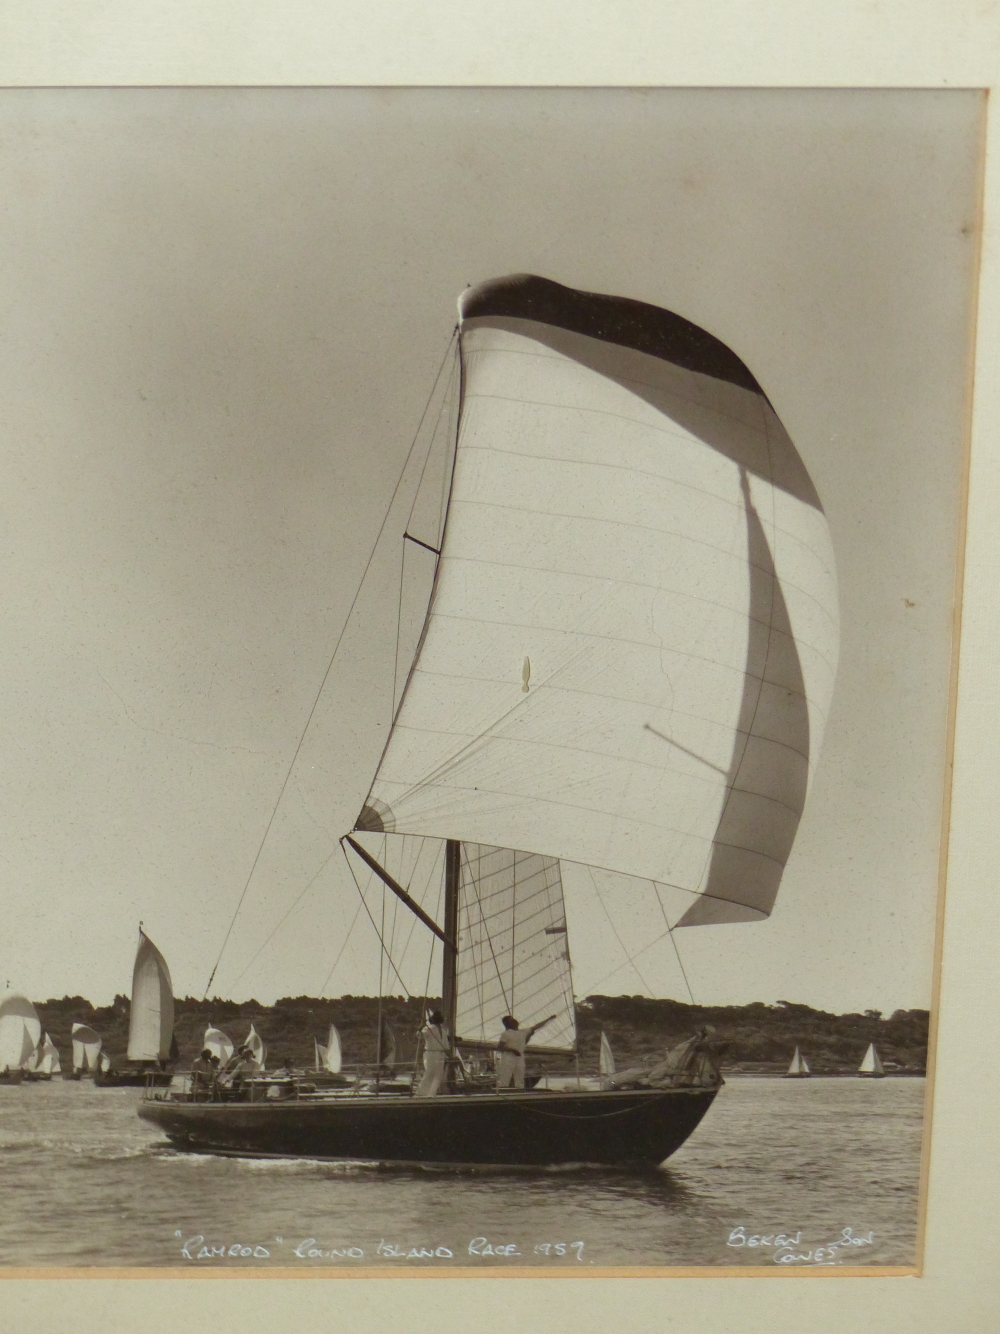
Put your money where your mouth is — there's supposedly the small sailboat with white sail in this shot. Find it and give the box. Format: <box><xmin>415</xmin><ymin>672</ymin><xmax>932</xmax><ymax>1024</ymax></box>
<box><xmin>65</xmin><ymin>1022</ymin><xmax>102</xmax><ymax>1080</ymax></box>
<box><xmin>312</xmin><ymin>1023</ymin><xmax>349</xmax><ymax>1088</ymax></box>
<box><xmin>0</xmin><ymin>992</ymin><xmax>41</xmax><ymax>1085</ymax></box>
<box><xmin>95</xmin><ymin>929</ymin><xmax>176</xmax><ymax>1086</ymax></box>
<box><xmin>857</xmin><ymin>1043</ymin><xmax>886</xmax><ymax>1078</ymax></box>
<box><xmin>784</xmin><ymin>1046</ymin><xmax>811</xmax><ymax>1078</ymax></box>
<box><xmin>141</xmin><ymin>273</ymin><xmax>839</xmax><ymax>1165</ymax></box>
<box><xmin>25</xmin><ymin>1032</ymin><xmax>60</xmax><ymax>1081</ymax></box>
<box><xmin>203</xmin><ymin>1026</ymin><xmax>235</xmax><ymax>1065</ymax></box>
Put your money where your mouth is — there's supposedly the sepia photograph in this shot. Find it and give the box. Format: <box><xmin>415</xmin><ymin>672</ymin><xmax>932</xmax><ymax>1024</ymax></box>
<box><xmin>0</xmin><ymin>85</ymin><xmax>982</xmax><ymax>1275</ymax></box>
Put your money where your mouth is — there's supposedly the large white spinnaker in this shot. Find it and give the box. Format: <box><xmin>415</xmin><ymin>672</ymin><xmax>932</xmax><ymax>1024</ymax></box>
<box><xmin>204</xmin><ymin>1027</ymin><xmax>235</xmax><ymax>1064</ymax></box>
<box><xmin>359</xmin><ymin>274</ymin><xmax>839</xmax><ymax>929</ymax></box>
<box><xmin>71</xmin><ymin>1022</ymin><xmax>102</xmax><ymax>1072</ymax></box>
<box><xmin>0</xmin><ymin>993</ymin><xmax>41</xmax><ymax>1071</ymax></box>
<box><xmin>127</xmin><ymin>931</ymin><xmax>175</xmax><ymax>1062</ymax></box>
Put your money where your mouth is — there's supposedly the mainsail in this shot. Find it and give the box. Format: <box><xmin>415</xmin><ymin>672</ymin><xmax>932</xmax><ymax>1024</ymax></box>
<box><xmin>455</xmin><ymin>844</ymin><xmax>575</xmax><ymax>1051</ymax></box>
<box><xmin>0</xmin><ymin>993</ymin><xmax>41</xmax><ymax>1071</ymax></box>
<box><xmin>358</xmin><ymin>274</ymin><xmax>839</xmax><ymax>932</ymax></box>
<box><xmin>127</xmin><ymin>931</ymin><xmax>175</xmax><ymax>1062</ymax></box>
<box><xmin>71</xmin><ymin>1022</ymin><xmax>102</xmax><ymax>1072</ymax></box>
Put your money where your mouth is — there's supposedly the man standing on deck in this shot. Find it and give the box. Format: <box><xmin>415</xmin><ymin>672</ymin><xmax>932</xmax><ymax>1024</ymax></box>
<box><xmin>415</xmin><ymin>1010</ymin><xmax>449</xmax><ymax>1096</ymax></box>
<box><xmin>496</xmin><ymin>1014</ymin><xmax>557</xmax><ymax>1090</ymax></box>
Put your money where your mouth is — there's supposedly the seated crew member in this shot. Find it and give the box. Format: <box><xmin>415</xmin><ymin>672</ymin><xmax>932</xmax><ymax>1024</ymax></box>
<box><xmin>190</xmin><ymin>1048</ymin><xmax>215</xmax><ymax>1099</ymax></box>
<box><xmin>496</xmin><ymin>1014</ymin><xmax>557</xmax><ymax>1090</ymax></box>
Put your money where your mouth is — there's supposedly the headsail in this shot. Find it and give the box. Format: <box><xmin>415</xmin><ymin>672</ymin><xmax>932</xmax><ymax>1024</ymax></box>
<box><xmin>0</xmin><ymin>993</ymin><xmax>40</xmax><ymax>1071</ymax></box>
<box><xmin>127</xmin><ymin>931</ymin><xmax>175</xmax><ymax>1062</ymax></box>
<box><xmin>71</xmin><ymin>1022</ymin><xmax>102</xmax><ymax>1072</ymax></box>
<box><xmin>358</xmin><ymin>274</ymin><xmax>838</xmax><ymax>928</ymax></box>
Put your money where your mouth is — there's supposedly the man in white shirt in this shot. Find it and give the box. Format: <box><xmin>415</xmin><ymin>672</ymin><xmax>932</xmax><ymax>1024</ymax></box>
<box><xmin>496</xmin><ymin>1014</ymin><xmax>557</xmax><ymax>1090</ymax></box>
<box><xmin>416</xmin><ymin>1009</ymin><xmax>450</xmax><ymax>1096</ymax></box>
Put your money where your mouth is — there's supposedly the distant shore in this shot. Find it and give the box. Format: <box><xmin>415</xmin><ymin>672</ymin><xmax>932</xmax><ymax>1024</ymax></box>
<box><xmin>31</xmin><ymin>993</ymin><xmax>928</xmax><ymax>1077</ymax></box>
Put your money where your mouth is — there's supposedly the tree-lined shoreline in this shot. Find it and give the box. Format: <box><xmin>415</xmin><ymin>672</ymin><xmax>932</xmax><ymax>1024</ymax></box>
<box><xmin>32</xmin><ymin>993</ymin><xmax>928</xmax><ymax>1076</ymax></box>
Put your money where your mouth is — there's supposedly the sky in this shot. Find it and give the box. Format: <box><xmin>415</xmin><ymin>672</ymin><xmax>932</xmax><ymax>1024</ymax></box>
<box><xmin>0</xmin><ymin>87</ymin><xmax>981</xmax><ymax>1014</ymax></box>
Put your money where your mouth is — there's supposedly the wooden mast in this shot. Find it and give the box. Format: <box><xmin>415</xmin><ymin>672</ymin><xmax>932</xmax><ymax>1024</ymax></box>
<box><xmin>442</xmin><ymin>839</ymin><xmax>460</xmax><ymax>1053</ymax></box>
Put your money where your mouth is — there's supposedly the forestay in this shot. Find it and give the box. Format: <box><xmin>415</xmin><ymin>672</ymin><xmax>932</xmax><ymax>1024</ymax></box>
<box><xmin>359</xmin><ymin>274</ymin><xmax>838</xmax><ymax>927</ymax></box>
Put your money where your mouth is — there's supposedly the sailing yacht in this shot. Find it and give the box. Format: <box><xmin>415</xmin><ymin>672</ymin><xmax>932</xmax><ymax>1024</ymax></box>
<box><xmin>96</xmin><ymin>930</ymin><xmax>176</xmax><ymax>1086</ymax></box>
<box><xmin>313</xmin><ymin>1024</ymin><xmax>349</xmax><ymax>1088</ymax></box>
<box><xmin>858</xmin><ymin>1043</ymin><xmax>886</xmax><ymax>1078</ymax></box>
<box><xmin>67</xmin><ymin>1022</ymin><xmax>102</xmax><ymax>1080</ymax></box>
<box><xmin>0</xmin><ymin>992</ymin><xmax>41</xmax><ymax>1085</ymax></box>
<box><xmin>784</xmin><ymin>1046</ymin><xmax>811</xmax><ymax>1078</ymax></box>
<box><xmin>140</xmin><ymin>273</ymin><xmax>839</xmax><ymax>1165</ymax></box>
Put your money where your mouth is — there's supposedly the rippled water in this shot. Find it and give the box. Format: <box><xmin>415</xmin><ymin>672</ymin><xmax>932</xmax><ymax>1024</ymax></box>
<box><xmin>0</xmin><ymin>1076</ymin><xmax>924</xmax><ymax>1269</ymax></box>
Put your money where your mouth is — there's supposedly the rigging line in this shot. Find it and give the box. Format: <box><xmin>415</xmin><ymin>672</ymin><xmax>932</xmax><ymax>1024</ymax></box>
<box><xmin>667</xmin><ymin>924</ymin><xmax>697</xmax><ymax>1006</ymax></box>
<box><xmin>405</xmin><ymin>342</ymin><xmax>458</xmax><ymax>535</ymax></box>
<box><xmin>201</xmin><ymin>325</ymin><xmax>458</xmax><ymax>1000</ymax></box>
<box><xmin>646</xmin><ymin>876</ymin><xmax>698</xmax><ymax>1006</ymax></box>
<box><xmin>317</xmin><ymin>898</ymin><xmax>365</xmax><ymax>997</ymax></box>
<box><xmin>587</xmin><ymin>865</ymin><xmax>656</xmax><ymax>997</ymax></box>
<box><xmin>340</xmin><ymin>840</ymin><xmax>413</xmax><ymax>999</ymax></box>
<box><xmin>228</xmin><ymin>849</ymin><xmax>339</xmax><ymax>991</ymax></box>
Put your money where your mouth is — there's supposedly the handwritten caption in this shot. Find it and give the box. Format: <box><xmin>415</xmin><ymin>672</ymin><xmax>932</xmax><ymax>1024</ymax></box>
<box><xmin>727</xmin><ymin>1226</ymin><xmax>876</xmax><ymax>1265</ymax></box>
<box><xmin>175</xmin><ymin>1233</ymin><xmax>585</xmax><ymax>1263</ymax></box>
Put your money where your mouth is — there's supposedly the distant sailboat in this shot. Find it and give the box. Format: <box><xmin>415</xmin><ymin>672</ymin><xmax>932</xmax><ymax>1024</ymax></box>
<box><xmin>29</xmin><ymin>1032</ymin><xmax>60</xmax><ymax>1080</ymax></box>
<box><xmin>599</xmin><ymin>1031</ymin><xmax>616</xmax><ymax>1088</ymax></box>
<box><xmin>96</xmin><ymin>930</ymin><xmax>177</xmax><ymax>1087</ymax></box>
<box><xmin>312</xmin><ymin>1023</ymin><xmax>348</xmax><ymax>1087</ymax></box>
<box><xmin>70</xmin><ymin>1022</ymin><xmax>102</xmax><ymax>1079</ymax></box>
<box><xmin>204</xmin><ymin>1026</ymin><xmax>235</xmax><ymax>1065</ymax></box>
<box><xmin>0</xmin><ymin>992</ymin><xmax>41</xmax><ymax>1085</ymax></box>
<box><xmin>784</xmin><ymin>1046</ymin><xmax>811</xmax><ymax>1078</ymax></box>
<box><xmin>377</xmin><ymin>1017</ymin><xmax>397</xmax><ymax>1071</ymax></box>
<box><xmin>858</xmin><ymin>1043</ymin><xmax>886</xmax><ymax>1078</ymax></box>
<box><xmin>315</xmin><ymin>1023</ymin><xmax>342</xmax><ymax>1074</ymax></box>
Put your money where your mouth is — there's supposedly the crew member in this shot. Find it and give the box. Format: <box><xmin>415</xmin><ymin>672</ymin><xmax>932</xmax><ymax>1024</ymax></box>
<box><xmin>415</xmin><ymin>1010</ymin><xmax>450</xmax><ymax>1096</ymax></box>
<box><xmin>496</xmin><ymin>1014</ymin><xmax>557</xmax><ymax>1090</ymax></box>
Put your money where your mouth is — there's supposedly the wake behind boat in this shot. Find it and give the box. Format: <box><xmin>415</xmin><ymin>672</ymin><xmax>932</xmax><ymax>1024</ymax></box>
<box><xmin>140</xmin><ymin>274</ymin><xmax>839</xmax><ymax>1166</ymax></box>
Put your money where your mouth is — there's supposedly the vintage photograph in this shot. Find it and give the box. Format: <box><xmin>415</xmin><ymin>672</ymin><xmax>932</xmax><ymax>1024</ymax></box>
<box><xmin>0</xmin><ymin>86</ymin><xmax>981</xmax><ymax>1271</ymax></box>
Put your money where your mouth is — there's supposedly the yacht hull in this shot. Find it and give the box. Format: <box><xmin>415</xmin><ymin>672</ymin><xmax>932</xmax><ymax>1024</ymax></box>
<box><xmin>139</xmin><ymin>1086</ymin><xmax>718</xmax><ymax>1167</ymax></box>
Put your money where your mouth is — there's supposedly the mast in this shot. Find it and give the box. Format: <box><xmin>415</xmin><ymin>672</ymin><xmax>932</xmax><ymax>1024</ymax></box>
<box><xmin>441</xmin><ymin>839</ymin><xmax>460</xmax><ymax>1051</ymax></box>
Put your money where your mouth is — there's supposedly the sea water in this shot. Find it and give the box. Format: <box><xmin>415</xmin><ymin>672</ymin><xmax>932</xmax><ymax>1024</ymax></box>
<box><xmin>0</xmin><ymin>1076</ymin><xmax>924</xmax><ymax>1269</ymax></box>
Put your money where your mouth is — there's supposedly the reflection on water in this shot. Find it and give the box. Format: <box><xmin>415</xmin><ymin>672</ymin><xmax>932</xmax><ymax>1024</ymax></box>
<box><xmin>0</xmin><ymin>1077</ymin><xmax>924</xmax><ymax>1268</ymax></box>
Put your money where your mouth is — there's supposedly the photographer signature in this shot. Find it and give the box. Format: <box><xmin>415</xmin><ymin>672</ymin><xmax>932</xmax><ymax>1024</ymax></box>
<box><xmin>727</xmin><ymin>1225</ymin><xmax>876</xmax><ymax>1265</ymax></box>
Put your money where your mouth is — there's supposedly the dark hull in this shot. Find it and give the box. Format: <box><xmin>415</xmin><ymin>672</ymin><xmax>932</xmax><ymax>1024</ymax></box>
<box><xmin>95</xmin><ymin>1069</ymin><xmax>174</xmax><ymax>1088</ymax></box>
<box><xmin>139</xmin><ymin>1086</ymin><xmax>718</xmax><ymax>1167</ymax></box>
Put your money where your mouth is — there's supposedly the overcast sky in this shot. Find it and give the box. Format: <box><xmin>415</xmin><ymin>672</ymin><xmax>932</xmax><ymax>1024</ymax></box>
<box><xmin>0</xmin><ymin>87</ymin><xmax>981</xmax><ymax>1014</ymax></box>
